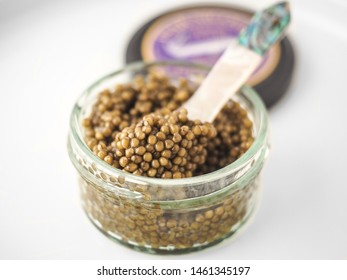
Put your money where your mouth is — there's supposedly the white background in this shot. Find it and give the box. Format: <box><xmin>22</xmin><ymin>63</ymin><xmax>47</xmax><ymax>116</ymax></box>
<box><xmin>0</xmin><ymin>0</ymin><xmax>346</xmax><ymax>259</ymax></box>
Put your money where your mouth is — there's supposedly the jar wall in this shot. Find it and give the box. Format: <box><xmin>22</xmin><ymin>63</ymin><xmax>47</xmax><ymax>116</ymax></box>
<box><xmin>79</xmin><ymin>174</ymin><xmax>260</xmax><ymax>253</ymax></box>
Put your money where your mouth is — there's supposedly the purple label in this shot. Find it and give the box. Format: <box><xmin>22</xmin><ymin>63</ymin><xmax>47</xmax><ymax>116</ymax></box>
<box><xmin>142</xmin><ymin>7</ymin><xmax>280</xmax><ymax>85</ymax></box>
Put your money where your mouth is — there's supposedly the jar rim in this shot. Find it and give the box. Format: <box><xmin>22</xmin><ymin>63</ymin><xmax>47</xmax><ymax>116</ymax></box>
<box><xmin>69</xmin><ymin>60</ymin><xmax>269</xmax><ymax>187</ymax></box>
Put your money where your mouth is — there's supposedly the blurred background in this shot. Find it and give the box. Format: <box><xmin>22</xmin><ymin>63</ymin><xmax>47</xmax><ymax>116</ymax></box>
<box><xmin>0</xmin><ymin>0</ymin><xmax>346</xmax><ymax>259</ymax></box>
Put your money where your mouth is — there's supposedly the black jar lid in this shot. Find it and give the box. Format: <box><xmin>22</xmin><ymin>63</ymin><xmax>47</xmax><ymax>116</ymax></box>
<box><xmin>125</xmin><ymin>5</ymin><xmax>295</xmax><ymax>108</ymax></box>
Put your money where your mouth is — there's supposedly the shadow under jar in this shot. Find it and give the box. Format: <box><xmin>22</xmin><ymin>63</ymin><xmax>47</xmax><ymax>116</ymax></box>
<box><xmin>67</xmin><ymin>61</ymin><xmax>270</xmax><ymax>254</ymax></box>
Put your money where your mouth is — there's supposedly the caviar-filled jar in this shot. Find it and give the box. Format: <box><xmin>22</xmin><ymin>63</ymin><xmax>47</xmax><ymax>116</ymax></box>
<box><xmin>68</xmin><ymin>61</ymin><xmax>270</xmax><ymax>254</ymax></box>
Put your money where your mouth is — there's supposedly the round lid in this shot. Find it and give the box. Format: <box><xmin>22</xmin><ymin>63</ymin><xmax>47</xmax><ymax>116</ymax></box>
<box><xmin>126</xmin><ymin>5</ymin><xmax>295</xmax><ymax>108</ymax></box>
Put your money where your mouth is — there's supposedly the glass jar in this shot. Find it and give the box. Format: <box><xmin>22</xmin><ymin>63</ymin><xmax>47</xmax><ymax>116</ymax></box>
<box><xmin>67</xmin><ymin>61</ymin><xmax>270</xmax><ymax>254</ymax></box>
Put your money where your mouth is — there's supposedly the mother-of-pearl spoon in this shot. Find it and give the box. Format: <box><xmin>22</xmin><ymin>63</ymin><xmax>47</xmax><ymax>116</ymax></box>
<box><xmin>183</xmin><ymin>2</ymin><xmax>291</xmax><ymax>122</ymax></box>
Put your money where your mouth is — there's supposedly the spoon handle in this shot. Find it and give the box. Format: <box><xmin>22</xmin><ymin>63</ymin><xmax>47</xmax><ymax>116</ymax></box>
<box><xmin>239</xmin><ymin>2</ymin><xmax>290</xmax><ymax>55</ymax></box>
<box><xmin>183</xmin><ymin>2</ymin><xmax>290</xmax><ymax>122</ymax></box>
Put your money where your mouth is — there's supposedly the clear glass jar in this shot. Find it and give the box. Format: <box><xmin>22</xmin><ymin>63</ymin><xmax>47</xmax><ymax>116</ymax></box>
<box><xmin>67</xmin><ymin>61</ymin><xmax>270</xmax><ymax>254</ymax></box>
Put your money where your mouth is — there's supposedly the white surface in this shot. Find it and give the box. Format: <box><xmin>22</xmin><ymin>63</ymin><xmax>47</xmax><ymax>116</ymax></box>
<box><xmin>0</xmin><ymin>0</ymin><xmax>346</xmax><ymax>259</ymax></box>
